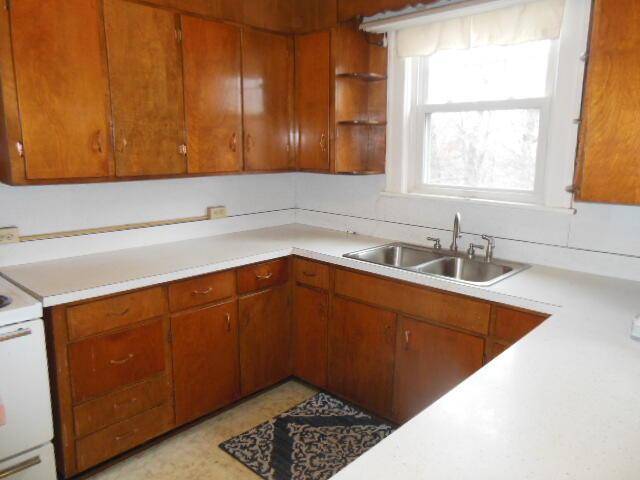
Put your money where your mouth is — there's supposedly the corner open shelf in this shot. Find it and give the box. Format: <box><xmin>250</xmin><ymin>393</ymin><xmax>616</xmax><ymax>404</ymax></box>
<box><xmin>336</xmin><ymin>72</ymin><xmax>387</xmax><ymax>82</ymax></box>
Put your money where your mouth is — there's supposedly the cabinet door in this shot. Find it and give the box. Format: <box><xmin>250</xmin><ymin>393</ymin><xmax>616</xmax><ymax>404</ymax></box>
<box><xmin>172</xmin><ymin>301</ymin><xmax>239</xmax><ymax>425</ymax></box>
<box><xmin>182</xmin><ymin>16</ymin><xmax>243</xmax><ymax>174</ymax></box>
<box><xmin>295</xmin><ymin>31</ymin><xmax>330</xmax><ymax>171</ymax></box>
<box><xmin>393</xmin><ymin>316</ymin><xmax>484</xmax><ymax>423</ymax></box>
<box><xmin>10</xmin><ymin>0</ymin><xmax>112</xmax><ymax>180</ymax></box>
<box><xmin>242</xmin><ymin>28</ymin><xmax>294</xmax><ymax>171</ymax></box>
<box><xmin>575</xmin><ymin>0</ymin><xmax>640</xmax><ymax>204</ymax></box>
<box><xmin>104</xmin><ymin>0</ymin><xmax>186</xmax><ymax>177</ymax></box>
<box><xmin>328</xmin><ymin>297</ymin><xmax>396</xmax><ymax>417</ymax></box>
<box><xmin>292</xmin><ymin>285</ymin><xmax>328</xmax><ymax>387</ymax></box>
<box><xmin>239</xmin><ymin>285</ymin><xmax>291</xmax><ymax>395</ymax></box>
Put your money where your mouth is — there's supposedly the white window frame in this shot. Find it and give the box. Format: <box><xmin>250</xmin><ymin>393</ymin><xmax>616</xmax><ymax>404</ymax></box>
<box><xmin>380</xmin><ymin>0</ymin><xmax>592</xmax><ymax>210</ymax></box>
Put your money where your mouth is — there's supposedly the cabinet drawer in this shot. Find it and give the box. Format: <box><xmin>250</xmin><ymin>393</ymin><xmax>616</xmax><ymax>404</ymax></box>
<box><xmin>75</xmin><ymin>403</ymin><xmax>173</xmax><ymax>473</ymax></box>
<box><xmin>334</xmin><ymin>268</ymin><xmax>491</xmax><ymax>335</ymax></box>
<box><xmin>73</xmin><ymin>375</ymin><xmax>170</xmax><ymax>438</ymax></box>
<box><xmin>237</xmin><ymin>258</ymin><xmax>289</xmax><ymax>294</ymax></box>
<box><xmin>68</xmin><ymin>320</ymin><xmax>167</xmax><ymax>403</ymax></box>
<box><xmin>494</xmin><ymin>307</ymin><xmax>547</xmax><ymax>343</ymax></box>
<box><xmin>67</xmin><ymin>287</ymin><xmax>167</xmax><ymax>340</ymax></box>
<box><xmin>294</xmin><ymin>258</ymin><xmax>329</xmax><ymax>290</ymax></box>
<box><xmin>168</xmin><ymin>270</ymin><xmax>235</xmax><ymax>312</ymax></box>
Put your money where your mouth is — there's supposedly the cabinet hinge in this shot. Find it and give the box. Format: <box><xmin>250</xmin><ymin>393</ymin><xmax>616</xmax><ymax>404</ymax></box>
<box><xmin>175</xmin><ymin>29</ymin><xmax>182</xmax><ymax>42</ymax></box>
<box><xmin>565</xmin><ymin>184</ymin><xmax>579</xmax><ymax>194</ymax></box>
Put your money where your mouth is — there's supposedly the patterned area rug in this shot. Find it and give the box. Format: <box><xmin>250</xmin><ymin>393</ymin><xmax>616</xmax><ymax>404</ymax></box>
<box><xmin>219</xmin><ymin>392</ymin><xmax>395</xmax><ymax>480</ymax></box>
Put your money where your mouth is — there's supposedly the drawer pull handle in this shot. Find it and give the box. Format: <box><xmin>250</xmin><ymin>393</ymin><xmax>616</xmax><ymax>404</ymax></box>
<box><xmin>110</xmin><ymin>353</ymin><xmax>134</xmax><ymax>365</ymax></box>
<box><xmin>192</xmin><ymin>287</ymin><xmax>213</xmax><ymax>296</ymax></box>
<box><xmin>404</xmin><ymin>330</ymin><xmax>411</xmax><ymax>350</ymax></box>
<box><xmin>115</xmin><ymin>429</ymin><xmax>138</xmax><ymax>442</ymax></box>
<box><xmin>256</xmin><ymin>272</ymin><xmax>273</xmax><ymax>280</ymax></box>
<box><xmin>0</xmin><ymin>455</ymin><xmax>41</xmax><ymax>479</ymax></box>
<box><xmin>0</xmin><ymin>328</ymin><xmax>32</xmax><ymax>343</ymax></box>
<box><xmin>225</xmin><ymin>312</ymin><xmax>231</xmax><ymax>332</ymax></box>
<box><xmin>114</xmin><ymin>397</ymin><xmax>138</xmax><ymax>409</ymax></box>
<box><xmin>302</xmin><ymin>271</ymin><xmax>317</xmax><ymax>277</ymax></box>
<box><xmin>108</xmin><ymin>308</ymin><xmax>130</xmax><ymax>317</ymax></box>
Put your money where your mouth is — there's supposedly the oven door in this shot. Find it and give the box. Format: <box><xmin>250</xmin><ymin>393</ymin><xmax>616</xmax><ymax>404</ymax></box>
<box><xmin>0</xmin><ymin>319</ymin><xmax>53</xmax><ymax>460</ymax></box>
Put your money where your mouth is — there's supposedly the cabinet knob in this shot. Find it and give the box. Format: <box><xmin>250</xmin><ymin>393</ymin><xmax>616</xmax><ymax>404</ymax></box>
<box><xmin>15</xmin><ymin>141</ymin><xmax>24</xmax><ymax>158</ymax></box>
<box><xmin>225</xmin><ymin>312</ymin><xmax>231</xmax><ymax>332</ymax></box>
<box><xmin>92</xmin><ymin>130</ymin><xmax>104</xmax><ymax>154</ymax></box>
<box><xmin>404</xmin><ymin>330</ymin><xmax>410</xmax><ymax>350</ymax></box>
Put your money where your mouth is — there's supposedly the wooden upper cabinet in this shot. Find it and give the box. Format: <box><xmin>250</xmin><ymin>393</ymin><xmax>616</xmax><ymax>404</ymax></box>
<box><xmin>329</xmin><ymin>297</ymin><xmax>396</xmax><ymax>417</ymax></box>
<box><xmin>295</xmin><ymin>31</ymin><xmax>331</xmax><ymax>171</ymax></box>
<box><xmin>242</xmin><ymin>28</ymin><xmax>294</xmax><ymax>171</ymax></box>
<box><xmin>104</xmin><ymin>0</ymin><xmax>186</xmax><ymax>177</ymax></box>
<box><xmin>576</xmin><ymin>0</ymin><xmax>640</xmax><ymax>204</ymax></box>
<box><xmin>8</xmin><ymin>0</ymin><xmax>112</xmax><ymax>181</ymax></box>
<box><xmin>392</xmin><ymin>316</ymin><xmax>484</xmax><ymax>424</ymax></box>
<box><xmin>182</xmin><ymin>16</ymin><xmax>243</xmax><ymax>174</ymax></box>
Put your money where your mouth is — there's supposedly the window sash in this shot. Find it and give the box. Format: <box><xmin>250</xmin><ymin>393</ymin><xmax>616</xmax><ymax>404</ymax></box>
<box><xmin>409</xmin><ymin>97</ymin><xmax>550</xmax><ymax>204</ymax></box>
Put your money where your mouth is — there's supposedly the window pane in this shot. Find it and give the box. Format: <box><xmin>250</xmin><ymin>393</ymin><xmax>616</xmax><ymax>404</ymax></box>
<box><xmin>424</xmin><ymin>109</ymin><xmax>540</xmax><ymax>191</ymax></box>
<box><xmin>427</xmin><ymin>41</ymin><xmax>550</xmax><ymax>103</ymax></box>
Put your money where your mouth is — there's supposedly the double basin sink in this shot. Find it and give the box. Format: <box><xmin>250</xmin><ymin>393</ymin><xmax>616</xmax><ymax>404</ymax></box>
<box><xmin>344</xmin><ymin>243</ymin><xmax>529</xmax><ymax>286</ymax></box>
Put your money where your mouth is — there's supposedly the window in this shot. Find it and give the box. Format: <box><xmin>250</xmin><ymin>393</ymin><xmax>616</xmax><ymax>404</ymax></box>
<box><xmin>378</xmin><ymin>0</ymin><xmax>591</xmax><ymax>209</ymax></box>
<box><xmin>414</xmin><ymin>40</ymin><xmax>554</xmax><ymax>203</ymax></box>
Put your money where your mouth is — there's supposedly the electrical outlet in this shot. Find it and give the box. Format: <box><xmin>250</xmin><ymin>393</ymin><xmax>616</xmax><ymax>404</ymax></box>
<box><xmin>207</xmin><ymin>206</ymin><xmax>227</xmax><ymax>220</ymax></box>
<box><xmin>0</xmin><ymin>227</ymin><xmax>19</xmax><ymax>244</ymax></box>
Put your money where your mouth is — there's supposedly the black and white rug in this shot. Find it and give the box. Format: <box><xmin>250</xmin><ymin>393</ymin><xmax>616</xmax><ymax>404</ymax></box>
<box><xmin>219</xmin><ymin>392</ymin><xmax>395</xmax><ymax>480</ymax></box>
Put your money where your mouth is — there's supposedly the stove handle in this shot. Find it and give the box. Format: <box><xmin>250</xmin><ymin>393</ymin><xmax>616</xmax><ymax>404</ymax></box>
<box><xmin>0</xmin><ymin>328</ymin><xmax>32</xmax><ymax>343</ymax></box>
<box><xmin>0</xmin><ymin>455</ymin><xmax>42</xmax><ymax>478</ymax></box>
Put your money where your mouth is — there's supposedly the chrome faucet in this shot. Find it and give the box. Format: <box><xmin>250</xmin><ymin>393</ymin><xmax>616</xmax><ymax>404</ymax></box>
<box><xmin>450</xmin><ymin>212</ymin><xmax>462</xmax><ymax>251</ymax></box>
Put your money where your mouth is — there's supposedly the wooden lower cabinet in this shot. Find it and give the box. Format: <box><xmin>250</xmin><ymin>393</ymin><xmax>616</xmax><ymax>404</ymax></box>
<box><xmin>47</xmin><ymin>258</ymin><xmax>550</xmax><ymax>477</ymax></box>
<box><xmin>171</xmin><ymin>301</ymin><xmax>239</xmax><ymax>426</ymax></box>
<box><xmin>328</xmin><ymin>297</ymin><xmax>396</xmax><ymax>418</ymax></box>
<box><xmin>292</xmin><ymin>285</ymin><xmax>328</xmax><ymax>388</ymax></box>
<box><xmin>392</xmin><ymin>316</ymin><xmax>485</xmax><ymax>423</ymax></box>
<box><xmin>239</xmin><ymin>284</ymin><xmax>292</xmax><ymax>396</ymax></box>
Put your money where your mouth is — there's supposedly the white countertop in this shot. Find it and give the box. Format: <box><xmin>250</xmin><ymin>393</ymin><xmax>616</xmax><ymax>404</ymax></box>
<box><xmin>2</xmin><ymin>223</ymin><xmax>640</xmax><ymax>478</ymax></box>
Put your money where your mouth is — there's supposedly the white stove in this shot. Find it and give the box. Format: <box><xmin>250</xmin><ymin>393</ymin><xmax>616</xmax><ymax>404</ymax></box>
<box><xmin>0</xmin><ymin>276</ymin><xmax>56</xmax><ymax>479</ymax></box>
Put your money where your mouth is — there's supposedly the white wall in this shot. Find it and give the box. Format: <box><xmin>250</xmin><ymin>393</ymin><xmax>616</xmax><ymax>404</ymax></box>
<box><xmin>294</xmin><ymin>173</ymin><xmax>640</xmax><ymax>280</ymax></box>
<box><xmin>0</xmin><ymin>174</ymin><xmax>296</xmax><ymax>236</ymax></box>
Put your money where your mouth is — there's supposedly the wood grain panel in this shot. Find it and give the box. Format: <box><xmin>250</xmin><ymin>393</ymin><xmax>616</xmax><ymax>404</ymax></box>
<box><xmin>328</xmin><ymin>297</ymin><xmax>396</xmax><ymax>417</ymax></box>
<box><xmin>104</xmin><ymin>0</ymin><xmax>186</xmax><ymax>177</ymax></box>
<box><xmin>75</xmin><ymin>404</ymin><xmax>173</xmax><ymax>473</ymax></box>
<box><xmin>68</xmin><ymin>320</ymin><xmax>166</xmax><ymax>403</ymax></box>
<box><xmin>576</xmin><ymin>0</ymin><xmax>640</xmax><ymax>204</ymax></box>
<box><xmin>293</xmin><ymin>258</ymin><xmax>330</xmax><ymax>290</ymax></box>
<box><xmin>182</xmin><ymin>16</ymin><xmax>243</xmax><ymax>174</ymax></box>
<box><xmin>493</xmin><ymin>307</ymin><xmax>547</xmax><ymax>344</ymax></box>
<box><xmin>239</xmin><ymin>285</ymin><xmax>292</xmax><ymax>395</ymax></box>
<box><xmin>10</xmin><ymin>0</ymin><xmax>112</xmax><ymax>180</ymax></box>
<box><xmin>295</xmin><ymin>31</ymin><xmax>330</xmax><ymax>171</ymax></box>
<box><xmin>168</xmin><ymin>270</ymin><xmax>235</xmax><ymax>312</ymax></box>
<box><xmin>334</xmin><ymin>268</ymin><xmax>491</xmax><ymax>334</ymax></box>
<box><xmin>393</xmin><ymin>316</ymin><xmax>484</xmax><ymax>423</ymax></box>
<box><xmin>242</xmin><ymin>28</ymin><xmax>294</xmax><ymax>171</ymax></box>
<box><xmin>172</xmin><ymin>301</ymin><xmax>239</xmax><ymax>425</ymax></box>
<box><xmin>237</xmin><ymin>258</ymin><xmax>289</xmax><ymax>294</ymax></box>
<box><xmin>67</xmin><ymin>287</ymin><xmax>167</xmax><ymax>340</ymax></box>
<box><xmin>292</xmin><ymin>285</ymin><xmax>328</xmax><ymax>387</ymax></box>
<box><xmin>73</xmin><ymin>375</ymin><xmax>170</xmax><ymax>438</ymax></box>
<box><xmin>291</xmin><ymin>0</ymin><xmax>337</xmax><ymax>32</ymax></box>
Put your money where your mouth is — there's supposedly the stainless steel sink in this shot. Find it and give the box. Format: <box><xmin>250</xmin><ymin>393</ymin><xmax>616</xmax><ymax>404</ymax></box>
<box><xmin>345</xmin><ymin>243</ymin><xmax>442</xmax><ymax>268</ymax></box>
<box><xmin>344</xmin><ymin>243</ymin><xmax>529</xmax><ymax>286</ymax></box>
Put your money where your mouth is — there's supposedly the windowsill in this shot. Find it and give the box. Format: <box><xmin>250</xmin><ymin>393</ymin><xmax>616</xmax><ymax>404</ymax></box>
<box><xmin>380</xmin><ymin>191</ymin><xmax>577</xmax><ymax>215</ymax></box>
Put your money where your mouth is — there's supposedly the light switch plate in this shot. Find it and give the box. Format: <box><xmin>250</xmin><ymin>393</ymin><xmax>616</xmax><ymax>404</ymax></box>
<box><xmin>0</xmin><ymin>227</ymin><xmax>19</xmax><ymax>244</ymax></box>
<box><xmin>208</xmin><ymin>206</ymin><xmax>227</xmax><ymax>220</ymax></box>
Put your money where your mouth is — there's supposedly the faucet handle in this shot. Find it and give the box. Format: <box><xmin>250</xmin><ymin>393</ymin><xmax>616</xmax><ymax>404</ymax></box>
<box><xmin>481</xmin><ymin>235</ymin><xmax>495</xmax><ymax>262</ymax></box>
<box><xmin>426</xmin><ymin>237</ymin><xmax>442</xmax><ymax>249</ymax></box>
<box><xmin>467</xmin><ymin>243</ymin><xmax>485</xmax><ymax>258</ymax></box>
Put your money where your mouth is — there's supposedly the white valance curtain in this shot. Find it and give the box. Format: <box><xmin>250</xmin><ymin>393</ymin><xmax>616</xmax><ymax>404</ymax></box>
<box><xmin>396</xmin><ymin>0</ymin><xmax>566</xmax><ymax>57</ymax></box>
